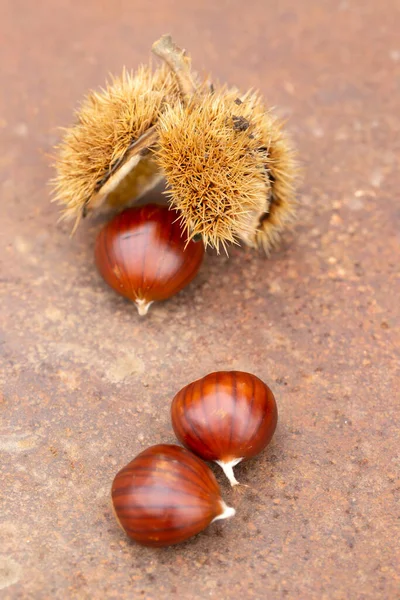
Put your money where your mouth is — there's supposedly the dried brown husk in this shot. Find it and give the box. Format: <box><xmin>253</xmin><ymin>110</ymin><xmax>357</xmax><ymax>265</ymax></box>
<box><xmin>157</xmin><ymin>86</ymin><xmax>297</xmax><ymax>252</ymax></box>
<box><xmin>52</xmin><ymin>63</ymin><xmax>180</xmax><ymax>230</ymax></box>
<box><xmin>52</xmin><ymin>35</ymin><xmax>298</xmax><ymax>252</ymax></box>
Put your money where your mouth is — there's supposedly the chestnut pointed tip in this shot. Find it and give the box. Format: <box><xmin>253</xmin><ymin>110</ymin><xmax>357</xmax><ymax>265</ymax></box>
<box><xmin>216</xmin><ymin>458</ymin><xmax>243</xmax><ymax>487</ymax></box>
<box><xmin>213</xmin><ymin>500</ymin><xmax>236</xmax><ymax>523</ymax></box>
<box><xmin>221</xmin><ymin>503</ymin><xmax>236</xmax><ymax>520</ymax></box>
<box><xmin>135</xmin><ymin>298</ymin><xmax>153</xmax><ymax>316</ymax></box>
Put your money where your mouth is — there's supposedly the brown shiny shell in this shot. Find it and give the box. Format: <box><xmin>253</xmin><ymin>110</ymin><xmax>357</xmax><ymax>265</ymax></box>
<box><xmin>171</xmin><ymin>371</ymin><xmax>278</xmax><ymax>463</ymax></box>
<box><xmin>111</xmin><ymin>444</ymin><xmax>229</xmax><ymax>547</ymax></box>
<box><xmin>95</xmin><ymin>204</ymin><xmax>204</xmax><ymax>311</ymax></box>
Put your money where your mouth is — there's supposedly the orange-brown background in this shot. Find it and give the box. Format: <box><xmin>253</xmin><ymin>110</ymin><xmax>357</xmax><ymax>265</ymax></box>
<box><xmin>0</xmin><ymin>1</ymin><xmax>399</xmax><ymax>598</ymax></box>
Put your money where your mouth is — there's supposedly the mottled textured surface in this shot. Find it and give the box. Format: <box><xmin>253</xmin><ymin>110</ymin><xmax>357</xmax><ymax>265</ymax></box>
<box><xmin>0</xmin><ymin>1</ymin><xmax>399</xmax><ymax>598</ymax></box>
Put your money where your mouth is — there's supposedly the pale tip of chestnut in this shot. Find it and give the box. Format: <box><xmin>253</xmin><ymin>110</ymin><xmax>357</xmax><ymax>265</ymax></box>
<box><xmin>135</xmin><ymin>298</ymin><xmax>153</xmax><ymax>316</ymax></box>
<box><xmin>216</xmin><ymin>458</ymin><xmax>244</xmax><ymax>487</ymax></box>
<box><xmin>212</xmin><ymin>501</ymin><xmax>236</xmax><ymax>523</ymax></box>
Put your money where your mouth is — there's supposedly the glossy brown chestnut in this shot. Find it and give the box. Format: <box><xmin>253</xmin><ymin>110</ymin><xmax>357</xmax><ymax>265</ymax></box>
<box><xmin>95</xmin><ymin>204</ymin><xmax>204</xmax><ymax>315</ymax></box>
<box><xmin>111</xmin><ymin>444</ymin><xmax>235</xmax><ymax>547</ymax></box>
<box><xmin>171</xmin><ymin>371</ymin><xmax>278</xmax><ymax>486</ymax></box>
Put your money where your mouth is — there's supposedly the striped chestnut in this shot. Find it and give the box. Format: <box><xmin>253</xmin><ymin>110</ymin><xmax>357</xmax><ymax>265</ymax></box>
<box><xmin>95</xmin><ymin>204</ymin><xmax>204</xmax><ymax>315</ymax></box>
<box><xmin>171</xmin><ymin>371</ymin><xmax>278</xmax><ymax>486</ymax></box>
<box><xmin>111</xmin><ymin>444</ymin><xmax>235</xmax><ymax>547</ymax></box>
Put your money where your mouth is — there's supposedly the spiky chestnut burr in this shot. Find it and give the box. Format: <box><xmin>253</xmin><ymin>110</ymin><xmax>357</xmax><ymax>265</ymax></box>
<box><xmin>52</xmin><ymin>63</ymin><xmax>181</xmax><ymax>231</ymax></box>
<box><xmin>156</xmin><ymin>87</ymin><xmax>297</xmax><ymax>253</ymax></box>
<box><xmin>52</xmin><ymin>34</ymin><xmax>297</xmax><ymax>252</ymax></box>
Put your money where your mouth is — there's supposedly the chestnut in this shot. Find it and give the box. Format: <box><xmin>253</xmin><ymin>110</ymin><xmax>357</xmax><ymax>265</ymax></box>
<box><xmin>95</xmin><ymin>204</ymin><xmax>204</xmax><ymax>315</ymax></box>
<box><xmin>171</xmin><ymin>371</ymin><xmax>278</xmax><ymax>486</ymax></box>
<box><xmin>111</xmin><ymin>444</ymin><xmax>235</xmax><ymax>547</ymax></box>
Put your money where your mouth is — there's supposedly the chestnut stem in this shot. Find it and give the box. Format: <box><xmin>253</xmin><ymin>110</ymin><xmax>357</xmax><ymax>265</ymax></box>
<box><xmin>216</xmin><ymin>458</ymin><xmax>243</xmax><ymax>487</ymax></box>
<box><xmin>152</xmin><ymin>35</ymin><xmax>196</xmax><ymax>103</ymax></box>
<box><xmin>212</xmin><ymin>501</ymin><xmax>236</xmax><ymax>523</ymax></box>
<box><xmin>135</xmin><ymin>299</ymin><xmax>153</xmax><ymax>316</ymax></box>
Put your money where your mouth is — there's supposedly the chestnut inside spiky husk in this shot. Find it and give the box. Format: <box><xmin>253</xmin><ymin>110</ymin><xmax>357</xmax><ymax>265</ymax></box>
<box><xmin>52</xmin><ymin>64</ymin><xmax>180</xmax><ymax>230</ymax></box>
<box><xmin>52</xmin><ymin>35</ymin><xmax>297</xmax><ymax>253</ymax></box>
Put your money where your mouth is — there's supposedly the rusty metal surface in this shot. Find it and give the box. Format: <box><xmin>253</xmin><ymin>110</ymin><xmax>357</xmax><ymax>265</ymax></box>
<box><xmin>1</xmin><ymin>0</ymin><xmax>399</xmax><ymax>598</ymax></box>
